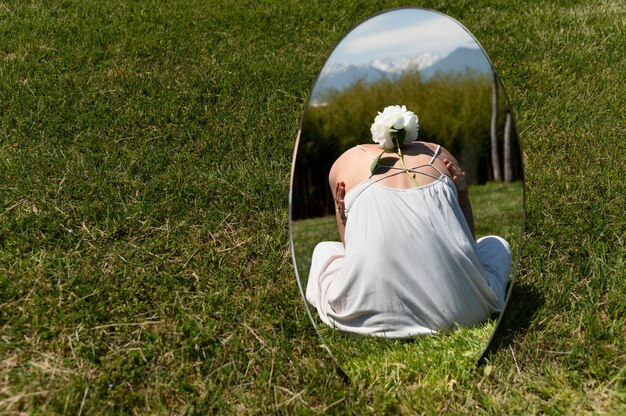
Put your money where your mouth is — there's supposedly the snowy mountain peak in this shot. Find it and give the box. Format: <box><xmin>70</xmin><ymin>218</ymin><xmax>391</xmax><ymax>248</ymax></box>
<box><xmin>370</xmin><ymin>53</ymin><xmax>440</xmax><ymax>73</ymax></box>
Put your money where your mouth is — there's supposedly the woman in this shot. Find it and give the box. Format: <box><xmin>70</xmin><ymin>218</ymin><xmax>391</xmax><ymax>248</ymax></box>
<box><xmin>305</xmin><ymin>105</ymin><xmax>511</xmax><ymax>338</ymax></box>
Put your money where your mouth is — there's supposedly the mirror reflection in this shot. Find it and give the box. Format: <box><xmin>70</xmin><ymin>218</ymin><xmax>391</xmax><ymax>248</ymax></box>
<box><xmin>290</xmin><ymin>8</ymin><xmax>523</xmax><ymax>376</ymax></box>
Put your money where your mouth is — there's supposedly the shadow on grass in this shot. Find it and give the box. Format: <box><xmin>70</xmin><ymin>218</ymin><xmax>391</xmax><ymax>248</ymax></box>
<box><xmin>478</xmin><ymin>282</ymin><xmax>545</xmax><ymax>363</ymax></box>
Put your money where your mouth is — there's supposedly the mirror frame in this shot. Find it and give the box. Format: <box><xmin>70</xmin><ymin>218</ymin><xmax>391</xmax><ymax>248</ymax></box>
<box><xmin>289</xmin><ymin>6</ymin><xmax>525</xmax><ymax>375</ymax></box>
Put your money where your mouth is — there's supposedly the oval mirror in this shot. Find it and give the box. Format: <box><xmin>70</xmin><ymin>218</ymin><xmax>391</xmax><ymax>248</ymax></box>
<box><xmin>289</xmin><ymin>8</ymin><xmax>524</xmax><ymax>378</ymax></box>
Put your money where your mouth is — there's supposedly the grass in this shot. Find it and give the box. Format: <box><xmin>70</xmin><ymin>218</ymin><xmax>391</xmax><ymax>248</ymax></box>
<box><xmin>1</xmin><ymin>0</ymin><xmax>624</xmax><ymax>414</ymax></box>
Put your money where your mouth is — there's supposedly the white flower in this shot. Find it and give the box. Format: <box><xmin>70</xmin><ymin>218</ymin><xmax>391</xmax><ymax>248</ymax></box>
<box><xmin>370</xmin><ymin>105</ymin><xmax>419</xmax><ymax>149</ymax></box>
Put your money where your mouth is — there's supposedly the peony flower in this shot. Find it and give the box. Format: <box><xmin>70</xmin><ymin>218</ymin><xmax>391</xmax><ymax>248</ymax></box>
<box><xmin>370</xmin><ymin>105</ymin><xmax>419</xmax><ymax>149</ymax></box>
<box><xmin>369</xmin><ymin>105</ymin><xmax>421</xmax><ymax>186</ymax></box>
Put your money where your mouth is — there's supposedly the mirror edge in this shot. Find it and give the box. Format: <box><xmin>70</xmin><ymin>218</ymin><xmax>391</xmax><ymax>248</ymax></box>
<box><xmin>478</xmin><ymin>113</ymin><xmax>526</xmax><ymax>363</ymax></box>
<box><xmin>289</xmin><ymin>128</ymin><xmax>349</xmax><ymax>381</ymax></box>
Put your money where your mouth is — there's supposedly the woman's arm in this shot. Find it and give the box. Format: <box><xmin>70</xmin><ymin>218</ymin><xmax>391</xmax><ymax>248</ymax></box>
<box><xmin>333</xmin><ymin>181</ymin><xmax>347</xmax><ymax>245</ymax></box>
<box><xmin>328</xmin><ymin>145</ymin><xmax>373</xmax><ymax>245</ymax></box>
<box><xmin>443</xmin><ymin>157</ymin><xmax>475</xmax><ymax>239</ymax></box>
<box><xmin>328</xmin><ymin>151</ymin><xmax>351</xmax><ymax>245</ymax></box>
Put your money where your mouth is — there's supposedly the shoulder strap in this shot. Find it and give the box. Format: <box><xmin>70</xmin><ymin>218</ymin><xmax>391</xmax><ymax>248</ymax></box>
<box><xmin>403</xmin><ymin>144</ymin><xmax>446</xmax><ymax>178</ymax></box>
<box><xmin>429</xmin><ymin>144</ymin><xmax>441</xmax><ymax>165</ymax></box>
<box><xmin>356</xmin><ymin>145</ymin><xmax>377</xmax><ymax>160</ymax></box>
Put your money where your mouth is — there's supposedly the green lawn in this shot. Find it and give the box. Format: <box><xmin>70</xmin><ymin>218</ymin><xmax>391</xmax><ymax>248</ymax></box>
<box><xmin>1</xmin><ymin>0</ymin><xmax>624</xmax><ymax>414</ymax></box>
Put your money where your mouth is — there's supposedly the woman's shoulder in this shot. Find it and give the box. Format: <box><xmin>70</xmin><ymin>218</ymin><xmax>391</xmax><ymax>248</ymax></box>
<box><xmin>329</xmin><ymin>145</ymin><xmax>377</xmax><ymax>186</ymax></box>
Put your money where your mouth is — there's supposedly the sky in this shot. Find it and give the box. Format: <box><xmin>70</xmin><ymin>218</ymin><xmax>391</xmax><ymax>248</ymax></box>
<box><xmin>326</xmin><ymin>8</ymin><xmax>482</xmax><ymax>66</ymax></box>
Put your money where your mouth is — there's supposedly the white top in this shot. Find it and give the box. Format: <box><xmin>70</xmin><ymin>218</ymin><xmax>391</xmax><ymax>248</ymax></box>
<box><xmin>307</xmin><ymin>146</ymin><xmax>506</xmax><ymax>338</ymax></box>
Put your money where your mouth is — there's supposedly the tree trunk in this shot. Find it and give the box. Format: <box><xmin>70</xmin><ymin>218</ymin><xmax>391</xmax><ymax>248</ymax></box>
<box><xmin>491</xmin><ymin>72</ymin><xmax>502</xmax><ymax>181</ymax></box>
<box><xmin>504</xmin><ymin>101</ymin><xmax>513</xmax><ymax>183</ymax></box>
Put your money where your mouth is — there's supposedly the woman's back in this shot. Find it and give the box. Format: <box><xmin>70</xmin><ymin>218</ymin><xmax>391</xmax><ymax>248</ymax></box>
<box><xmin>330</xmin><ymin>142</ymin><xmax>450</xmax><ymax>191</ymax></box>
<box><xmin>328</xmin><ymin>142</ymin><xmax>471</xmax><ymax>243</ymax></box>
<box><xmin>317</xmin><ymin>174</ymin><xmax>501</xmax><ymax>337</ymax></box>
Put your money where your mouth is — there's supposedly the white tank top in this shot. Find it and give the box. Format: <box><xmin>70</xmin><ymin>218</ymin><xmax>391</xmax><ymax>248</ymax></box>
<box><xmin>314</xmin><ymin>146</ymin><xmax>503</xmax><ymax>338</ymax></box>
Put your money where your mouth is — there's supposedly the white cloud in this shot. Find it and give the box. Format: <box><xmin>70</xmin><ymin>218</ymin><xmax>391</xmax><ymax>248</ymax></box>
<box><xmin>328</xmin><ymin>10</ymin><xmax>478</xmax><ymax>65</ymax></box>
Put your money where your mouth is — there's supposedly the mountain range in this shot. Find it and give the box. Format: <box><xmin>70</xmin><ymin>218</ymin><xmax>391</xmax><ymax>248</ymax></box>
<box><xmin>311</xmin><ymin>47</ymin><xmax>492</xmax><ymax>103</ymax></box>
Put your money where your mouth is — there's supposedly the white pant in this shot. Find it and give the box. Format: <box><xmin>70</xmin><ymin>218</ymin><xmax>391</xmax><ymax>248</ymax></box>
<box><xmin>306</xmin><ymin>241</ymin><xmax>344</xmax><ymax>307</ymax></box>
<box><xmin>476</xmin><ymin>235</ymin><xmax>512</xmax><ymax>305</ymax></box>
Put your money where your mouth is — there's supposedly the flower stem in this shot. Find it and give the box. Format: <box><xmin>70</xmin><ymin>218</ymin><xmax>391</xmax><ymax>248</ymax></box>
<box><xmin>396</xmin><ymin>144</ymin><xmax>419</xmax><ymax>187</ymax></box>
